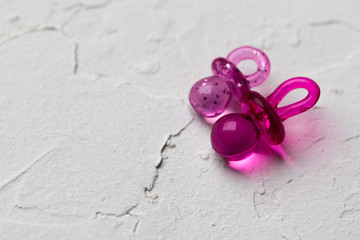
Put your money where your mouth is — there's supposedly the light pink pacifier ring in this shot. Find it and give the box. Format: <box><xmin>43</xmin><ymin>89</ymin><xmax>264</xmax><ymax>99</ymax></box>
<box><xmin>227</xmin><ymin>46</ymin><xmax>271</xmax><ymax>88</ymax></box>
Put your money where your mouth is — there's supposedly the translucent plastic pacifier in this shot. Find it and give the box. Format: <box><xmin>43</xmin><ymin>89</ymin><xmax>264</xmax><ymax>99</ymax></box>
<box><xmin>189</xmin><ymin>46</ymin><xmax>321</xmax><ymax>161</ymax></box>
<box><xmin>189</xmin><ymin>46</ymin><xmax>270</xmax><ymax>117</ymax></box>
<box><xmin>211</xmin><ymin>77</ymin><xmax>320</xmax><ymax>161</ymax></box>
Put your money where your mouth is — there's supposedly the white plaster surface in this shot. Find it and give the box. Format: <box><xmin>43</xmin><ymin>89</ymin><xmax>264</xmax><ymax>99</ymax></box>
<box><xmin>0</xmin><ymin>0</ymin><xmax>359</xmax><ymax>239</ymax></box>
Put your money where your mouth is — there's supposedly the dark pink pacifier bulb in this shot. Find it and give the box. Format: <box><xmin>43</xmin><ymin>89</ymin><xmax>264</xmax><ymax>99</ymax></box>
<box><xmin>189</xmin><ymin>46</ymin><xmax>320</xmax><ymax>161</ymax></box>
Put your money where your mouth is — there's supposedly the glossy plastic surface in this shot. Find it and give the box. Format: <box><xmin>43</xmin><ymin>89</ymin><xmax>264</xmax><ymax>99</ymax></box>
<box><xmin>189</xmin><ymin>76</ymin><xmax>231</xmax><ymax>117</ymax></box>
<box><xmin>241</xmin><ymin>91</ymin><xmax>285</xmax><ymax>145</ymax></box>
<box><xmin>189</xmin><ymin>46</ymin><xmax>270</xmax><ymax>118</ymax></box>
<box><xmin>211</xmin><ymin>57</ymin><xmax>250</xmax><ymax>102</ymax></box>
<box><xmin>267</xmin><ymin>77</ymin><xmax>321</xmax><ymax>121</ymax></box>
<box><xmin>213</xmin><ymin>78</ymin><xmax>320</xmax><ymax>160</ymax></box>
<box><xmin>211</xmin><ymin>113</ymin><xmax>259</xmax><ymax>160</ymax></box>
<box><xmin>189</xmin><ymin>46</ymin><xmax>321</xmax><ymax>162</ymax></box>
<box><xmin>211</xmin><ymin>57</ymin><xmax>248</xmax><ymax>86</ymax></box>
<box><xmin>226</xmin><ymin>46</ymin><xmax>271</xmax><ymax>88</ymax></box>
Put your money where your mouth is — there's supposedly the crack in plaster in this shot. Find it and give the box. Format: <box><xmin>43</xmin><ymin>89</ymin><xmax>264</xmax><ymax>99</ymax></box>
<box><xmin>14</xmin><ymin>205</ymin><xmax>37</xmax><ymax>210</ymax></box>
<box><xmin>279</xmin><ymin>234</ymin><xmax>290</xmax><ymax>240</ymax></box>
<box><xmin>12</xmin><ymin>204</ymin><xmax>87</xmax><ymax>221</ymax></box>
<box><xmin>0</xmin><ymin>218</ymin><xmax>91</xmax><ymax>228</ymax></box>
<box><xmin>0</xmin><ymin>148</ymin><xmax>54</xmax><ymax>192</ymax></box>
<box><xmin>95</xmin><ymin>204</ymin><xmax>139</xmax><ymax>219</ymax></box>
<box><xmin>344</xmin><ymin>193</ymin><xmax>357</xmax><ymax>201</ymax></box>
<box><xmin>339</xmin><ymin>209</ymin><xmax>360</xmax><ymax>218</ymax></box>
<box><xmin>0</xmin><ymin>26</ymin><xmax>79</xmax><ymax>75</ymax></box>
<box><xmin>116</xmin><ymin>82</ymin><xmax>195</xmax><ymax>204</ymax></box>
<box><xmin>275</xmin><ymin>216</ymin><xmax>302</xmax><ymax>240</ymax></box>
<box><xmin>13</xmin><ymin>204</ymin><xmax>87</xmax><ymax>220</ymax></box>
<box><xmin>61</xmin><ymin>0</ymin><xmax>113</xmax><ymax>30</ymax></box>
<box><xmin>144</xmin><ymin>169</ymin><xmax>159</xmax><ymax>192</ymax></box>
<box><xmin>309</xmin><ymin>19</ymin><xmax>360</xmax><ymax>34</ymax></box>
<box><xmin>342</xmin><ymin>134</ymin><xmax>360</xmax><ymax>142</ymax></box>
<box><xmin>156</xmin><ymin>117</ymin><xmax>194</xmax><ymax>169</ymax></box>
<box><xmin>63</xmin><ymin>1</ymin><xmax>111</xmax><ymax>11</ymax></box>
<box><xmin>144</xmin><ymin>169</ymin><xmax>159</xmax><ymax>203</ymax></box>
<box><xmin>116</xmin><ymin>83</ymin><xmax>195</xmax><ymax>202</ymax></box>
<box><xmin>252</xmin><ymin>178</ymin><xmax>266</xmax><ymax>219</ymax></box>
<box><xmin>0</xmin><ymin>2</ymin><xmax>358</xmax><ymax>238</ymax></box>
<box><xmin>144</xmin><ymin>117</ymin><xmax>194</xmax><ymax>203</ymax></box>
<box><xmin>132</xmin><ymin>220</ymin><xmax>140</xmax><ymax>234</ymax></box>
<box><xmin>73</xmin><ymin>42</ymin><xmax>79</xmax><ymax>74</ymax></box>
<box><xmin>312</xmin><ymin>136</ymin><xmax>325</xmax><ymax>145</ymax></box>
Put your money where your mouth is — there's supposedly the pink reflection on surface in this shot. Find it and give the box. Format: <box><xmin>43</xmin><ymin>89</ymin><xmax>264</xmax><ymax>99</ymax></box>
<box><xmin>228</xmin><ymin>152</ymin><xmax>268</xmax><ymax>175</ymax></box>
<box><xmin>223</xmin><ymin>121</ymin><xmax>237</xmax><ymax>131</ymax></box>
<box><xmin>269</xmin><ymin>144</ymin><xmax>294</xmax><ymax>166</ymax></box>
<box><xmin>228</xmin><ymin>139</ymin><xmax>294</xmax><ymax>175</ymax></box>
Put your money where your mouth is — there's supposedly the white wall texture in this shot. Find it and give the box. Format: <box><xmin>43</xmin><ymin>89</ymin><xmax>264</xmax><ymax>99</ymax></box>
<box><xmin>0</xmin><ymin>0</ymin><xmax>359</xmax><ymax>239</ymax></box>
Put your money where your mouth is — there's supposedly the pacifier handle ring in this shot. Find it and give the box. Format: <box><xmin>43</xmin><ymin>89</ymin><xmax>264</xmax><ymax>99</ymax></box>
<box><xmin>266</xmin><ymin>77</ymin><xmax>320</xmax><ymax>121</ymax></box>
<box><xmin>226</xmin><ymin>46</ymin><xmax>271</xmax><ymax>88</ymax></box>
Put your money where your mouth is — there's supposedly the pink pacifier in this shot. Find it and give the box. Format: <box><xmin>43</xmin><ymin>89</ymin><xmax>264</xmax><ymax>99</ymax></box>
<box><xmin>189</xmin><ymin>46</ymin><xmax>270</xmax><ymax>117</ymax></box>
<box><xmin>189</xmin><ymin>46</ymin><xmax>321</xmax><ymax>161</ymax></box>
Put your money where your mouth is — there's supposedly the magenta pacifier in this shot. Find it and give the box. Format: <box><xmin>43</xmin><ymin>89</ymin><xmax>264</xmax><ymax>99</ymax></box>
<box><xmin>189</xmin><ymin>46</ymin><xmax>321</xmax><ymax>161</ymax></box>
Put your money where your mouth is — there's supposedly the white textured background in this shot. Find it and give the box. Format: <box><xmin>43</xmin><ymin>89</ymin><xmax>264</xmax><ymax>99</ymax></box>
<box><xmin>0</xmin><ymin>0</ymin><xmax>359</xmax><ymax>239</ymax></box>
